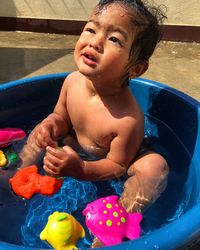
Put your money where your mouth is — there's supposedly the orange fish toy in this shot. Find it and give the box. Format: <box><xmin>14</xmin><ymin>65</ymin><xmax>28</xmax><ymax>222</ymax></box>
<box><xmin>9</xmin><ymin>165</ymin><xmax>63</xmax><ymax>199</ymax></box>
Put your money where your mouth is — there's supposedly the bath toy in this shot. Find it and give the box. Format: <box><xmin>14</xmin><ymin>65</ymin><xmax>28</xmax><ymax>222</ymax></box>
<box><xmin>9</xmin><ymin>165</ymin><xmax>63</xmax><ymax>199</ymax></box>
<box><xmin>4</xmin><ymin>150</ymin><xmax>20</xmax><ymax>168</ymax></box>
<box><xmin>0</xmin><ymin>150</ymin><xmax>20</xmax><ymax>168</ymax></box>
<box><xmin>0</xmin><ymin>128</ymin><xmax>26</xmax><ymax>148</ymax></box>
<box><xmin>83</xmin><ymin>195</ymin><xmax>142</xmax><ymax>246</ymax></box>
<box><xmin>40</xmin><ymin>211</ymin><xmax>85</xmax><ymax>250</ymax></box>
<box><xmin>0</xmin><ymin>150</ymin><xmax>7</xmax><ymax>167</ymax></box>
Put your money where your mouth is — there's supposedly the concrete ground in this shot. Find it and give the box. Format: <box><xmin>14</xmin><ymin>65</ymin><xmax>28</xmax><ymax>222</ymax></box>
<box><xmin>0</xmin><ymin>31</ymin><xmax>200</xmax><ymax>101</ymax></box>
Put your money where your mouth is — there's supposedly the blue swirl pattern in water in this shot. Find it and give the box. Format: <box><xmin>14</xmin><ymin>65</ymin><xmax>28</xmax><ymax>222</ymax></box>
<box><xmin>21</xmin><ymin>177</ymin><xmax>98</xmax><ymax>248</ymax></box>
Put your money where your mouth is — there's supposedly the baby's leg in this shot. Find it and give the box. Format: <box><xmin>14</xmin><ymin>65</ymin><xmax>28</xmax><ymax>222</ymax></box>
<box><xmin>92</xmin><ymin>152</ymin><xmax>168</xmax><ymax>248</ymax></box>
<box><xmin>19</xmin><ymin>130</ymin><xmax>45</xmax><ymax>168</ymax></box>
<box><xmin>120</xmin><ymin>151</ymin><xmax>169</xmax><ymax>213</ymax></box>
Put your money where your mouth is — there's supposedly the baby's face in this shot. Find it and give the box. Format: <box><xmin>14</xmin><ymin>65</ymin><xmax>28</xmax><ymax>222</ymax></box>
<box><xmin>74</xmin><ymin>3</ymin><xmax>135</xmax><ymax>84</ymax></box>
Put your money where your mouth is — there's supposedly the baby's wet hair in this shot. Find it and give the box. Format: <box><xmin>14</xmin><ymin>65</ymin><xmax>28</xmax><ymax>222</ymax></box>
<box><xmin>96</xmin><ymin>0</ymin><xmax>167</xmax><ymax>65</ymax></box>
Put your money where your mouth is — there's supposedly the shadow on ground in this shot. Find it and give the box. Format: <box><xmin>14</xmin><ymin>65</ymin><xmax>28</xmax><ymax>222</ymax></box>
<box><xmin>0</xmin><ymin>47</ymin><xmax>73</xmax><ymax>83</ymax></box>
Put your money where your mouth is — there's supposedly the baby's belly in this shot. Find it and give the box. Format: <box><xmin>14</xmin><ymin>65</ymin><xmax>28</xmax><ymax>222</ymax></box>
<box><xmin>80</xmin><ymin>144</ymin><xmax>108</xmax><ymax>160</ymax></box>
<box><xmin>63</xmin><ymin>136</ymin><xmax>109</xmax><ymax>160</ymax></box>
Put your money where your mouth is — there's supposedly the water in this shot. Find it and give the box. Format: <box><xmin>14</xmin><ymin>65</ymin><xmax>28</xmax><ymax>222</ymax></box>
<box><xmin>0</xmin><ymin>115</ymin><xmax>193</xmax><ymax>249</ymax></box>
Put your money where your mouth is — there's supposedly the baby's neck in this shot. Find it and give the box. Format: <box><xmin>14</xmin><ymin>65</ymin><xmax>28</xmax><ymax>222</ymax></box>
<box><xmin>84</xmin><ymin>77</ymin><xmax>126</xmax><ymax>98</ymax></box>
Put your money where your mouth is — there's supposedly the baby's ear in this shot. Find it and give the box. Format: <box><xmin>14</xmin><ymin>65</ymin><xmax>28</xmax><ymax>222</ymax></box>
<box><xmin>129</xmin><ymin>60</ymin><xmax>149</xmax><ymax>78</ymax></box>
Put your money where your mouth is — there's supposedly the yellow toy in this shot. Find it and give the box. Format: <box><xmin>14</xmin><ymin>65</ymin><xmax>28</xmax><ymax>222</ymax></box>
<box><xmin>40</xmin><ymin>211</ymin><xmax>85</xmax><ymax>250</ymax></box>
<box><xmin>0</xmin><ymin>150</ymin><xmax>7</xmax><ymax>167</ymax></box>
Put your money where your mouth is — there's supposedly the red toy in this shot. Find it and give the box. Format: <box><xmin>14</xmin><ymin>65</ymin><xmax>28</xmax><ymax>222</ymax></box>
<box><xmin>9</xmin><ymin>165</ymin><xmax>63</xmax><ymax>199</ymax></box>
<box><xmin>0</xmin><ymin>128</ymin><xmax>26</xmax><ymax>148</ymax></box>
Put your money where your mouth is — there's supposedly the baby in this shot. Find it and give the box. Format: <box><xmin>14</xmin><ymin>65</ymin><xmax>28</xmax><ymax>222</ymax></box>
<box><xmin>20</xmin><ymin>0</ymin><xmax>169</xmax><ymax>243</ymax></box>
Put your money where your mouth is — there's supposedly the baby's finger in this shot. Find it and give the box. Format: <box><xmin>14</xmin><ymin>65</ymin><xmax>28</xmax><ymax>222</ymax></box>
<box><xmin>43</xmin><ymin>156</ymin><xmax>60</xmax><ymax>174</ymax></box>
<box><xmin>46</xmin><ymin>146</ymin><xmax>65</xmax><ymax>158</ymax></box>
<box><xmin>62</xmin><ymin>145</ymin><xmax>76</xmax><ymax>154</ymax></box>
<box><xmin>44</xmin><ymin>155</ymin><xmax>57</xmax><ymax>168</ymax></box>
<box><xmin>44</xmin><ymin>153</ymin><xmax>61</xmax><ymax>167</ymax></box>
<box><xmin>36</xmin><ymin>131</ymin><xmax>53</xmax><ymax>148</ymax></box>
<box><xmin>51</xmin><ymin>127</ymin><xmax>59</xmax><ymax>141</ymax></box>
<box><xmin>46</xmin><ymin>146</ymin><xmax>57</xmax><ymax>155</ymax></box>
<box><xmin>40</xmin><ymin>125</ymin><xmax>50</xmax><ymax>137</ymax></box>
<box><xmin>43</xmin><ymin>165</ymin><xmax>57</xmax><ymax>177</ymax></box>
<box><xmin>38</xmin><ymin>137</ymin><xmax>49</xmax><ymax>148</ymax></box>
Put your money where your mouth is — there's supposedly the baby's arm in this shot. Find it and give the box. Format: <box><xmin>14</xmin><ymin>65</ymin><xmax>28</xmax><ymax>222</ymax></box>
<box><xmin>19</xmin><ymin>76</ymin><xmax>72</xmax><ymax>167</ymax></box>
<box><xmin>43</xmin><ymin>115</ymin><xmax>144</xmax><ymax>181</ymax></box>
<box><xmin>88</xmin><ymin>118</ymin><xmax>144</xmax><ymax>180</ymax></box>
<box><xmin>33</xmin><ymin>76</ymin><xmax>72</xmax><ymax>148</ymax></box>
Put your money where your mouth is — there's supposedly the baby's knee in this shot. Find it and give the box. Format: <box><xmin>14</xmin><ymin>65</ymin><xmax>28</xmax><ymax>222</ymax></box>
<box><xmin>144</xmin><ymin>153</ymin><xmax>169</xmax><ymax>179</ymax></box>
<box><xmin>121</xmin><ymin>153</ymin><xmax>169</xmax><ymax>213</ymax></box>
<box><xmin>128</xmin><ymin>152</ymin><xmax>169</xmax><ymax>180</ymax></box>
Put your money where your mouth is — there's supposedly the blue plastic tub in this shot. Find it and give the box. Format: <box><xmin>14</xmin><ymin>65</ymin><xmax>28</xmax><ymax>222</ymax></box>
<box><xmin>0</xmin><ymin>73</ymin><xmax>200</xmax><ymax>250</ymax></box>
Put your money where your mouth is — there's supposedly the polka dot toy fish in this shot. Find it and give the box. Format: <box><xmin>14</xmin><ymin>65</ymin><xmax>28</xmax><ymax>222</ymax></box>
<box><xmin>83</xmin><ymin>195</ymin><xmax>142</xmax><ymax>246</ymax></box>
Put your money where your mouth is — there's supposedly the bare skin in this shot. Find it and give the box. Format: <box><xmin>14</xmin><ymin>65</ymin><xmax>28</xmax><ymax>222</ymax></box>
<box><xmin>20</xmin><ymin>3</ymin><xmax>169</xmax><ymax>246</ymax></box>
<box><xmin>22</xmin><ymin>4</ymin><xmax>145</xmax><ymax>181</ymax></box>
<box><xmin>29</xmin><ymin>69</ymin><xmax>144</xmax><ymax>180</ymax></box>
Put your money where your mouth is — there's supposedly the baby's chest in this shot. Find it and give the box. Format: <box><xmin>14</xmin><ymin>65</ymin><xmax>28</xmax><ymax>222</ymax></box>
<box><xmin>69</xmin><ymin>104</ymin><xmax>117</xmax><ymax>147</ymax></box>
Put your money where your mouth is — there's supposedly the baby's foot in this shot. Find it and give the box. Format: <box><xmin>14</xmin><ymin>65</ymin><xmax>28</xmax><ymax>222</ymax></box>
<box><xmin>91</xmin><ymin>236</ymin><xmax>104</xmax><ymax>248</ymax></box>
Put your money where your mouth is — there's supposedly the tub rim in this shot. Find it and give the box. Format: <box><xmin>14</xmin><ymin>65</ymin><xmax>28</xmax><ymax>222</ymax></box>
<box><xmin>0</xmin><ymin>73</ymin><xmax>200</xmax><ymax>250</ymax></box>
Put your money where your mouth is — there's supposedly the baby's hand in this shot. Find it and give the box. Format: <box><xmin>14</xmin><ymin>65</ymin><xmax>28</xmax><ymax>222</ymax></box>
<box><xmin>43</xmin><ymin>146</ymin><xmax>84</xmax><ymax>178</ymax></box>
<box><xmin>33</xmin><ymin>120</ymin><xmax>58</xmax><ymax>148</ymax></box>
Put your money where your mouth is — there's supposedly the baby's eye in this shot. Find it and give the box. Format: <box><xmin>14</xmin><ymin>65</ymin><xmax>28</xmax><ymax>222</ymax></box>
<box><xmin>109</xmin><ymin>36</ymin><xmax>122</xmax><ymax>46</ymax></box>
<box><xmin>85</xmin><ymin>28</ymin><xmax>95</xmax><ymax>34</ymax></box>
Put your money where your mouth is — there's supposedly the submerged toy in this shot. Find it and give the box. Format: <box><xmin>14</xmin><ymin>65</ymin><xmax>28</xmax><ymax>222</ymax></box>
<box><xmin>0</xmin><ymin>128</ymin><xmax>26</xmax><ymax>148</ymax></box>
<box><xmin>40</xmin><ymin>211</ymin><xmax>85</xmax><ymax>250</ymax></box>
<box><xmin>0</xmin><ymin>150</ymin><xmax>20</xmax><ymax>168</ymax></box>
<box><xmin>83</xmin><ymin>195</ymin><xmax>142</xmax><ymax>246</ymax></box>
<box><xmin>9</xmin><ymin>165</ymin><xmax>63</xmax><ymax>199</ymax></box>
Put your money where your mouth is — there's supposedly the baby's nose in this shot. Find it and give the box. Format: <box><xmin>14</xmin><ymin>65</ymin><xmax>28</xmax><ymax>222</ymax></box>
<box><xmin>89</xmin><ymin>35</ymin><xmax>103</xmax><ymax>52</ymax></box>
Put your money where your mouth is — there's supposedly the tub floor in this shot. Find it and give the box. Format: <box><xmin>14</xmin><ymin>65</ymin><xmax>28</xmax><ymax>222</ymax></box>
<box><xmin>0</xmin><ymin>31</ymin><xmax>200</xmax><ymax>101</ymax></box>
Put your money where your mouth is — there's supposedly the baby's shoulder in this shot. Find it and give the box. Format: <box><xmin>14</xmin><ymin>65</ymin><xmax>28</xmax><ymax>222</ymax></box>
<box><xmin>65</xmin><ymin>71</ymin><xmax>83</xmax><ymax>82</ymax></box>
<box><xmin>118</xmin><ymin>95</ymin><xmax>144</xmax><ymax>130</ymax></box>
<box><xmin>62</xmin><ymin>71</ymin><xmax>84</xmax><ymax>88</ymax></box>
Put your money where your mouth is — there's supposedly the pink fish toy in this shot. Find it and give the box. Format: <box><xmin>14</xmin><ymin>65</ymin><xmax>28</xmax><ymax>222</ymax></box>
<box><xmin>83</xmin><ymin>195</ymin><xmax>142</xmax><ymax>246</ymax></box>
<box><xmin>0</xmin><ymin>128</ymin><xmax>26</xmax><ymax>148</ymax></box>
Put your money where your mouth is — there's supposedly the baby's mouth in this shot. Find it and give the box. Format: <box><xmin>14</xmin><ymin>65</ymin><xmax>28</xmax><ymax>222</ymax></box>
<box><xmin>82</xmin><ymin>52</ymin><xmax>97</xmax><ymax>63</ymax></box>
